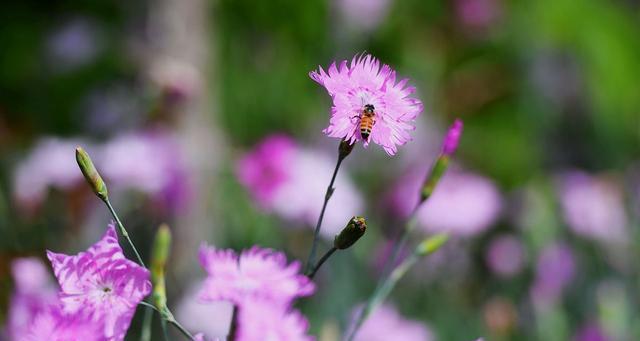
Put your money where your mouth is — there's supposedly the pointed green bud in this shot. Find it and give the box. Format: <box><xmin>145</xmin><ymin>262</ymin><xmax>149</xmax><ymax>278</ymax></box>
<box><xmin>419</xmin><ymin>155</ymin><xmax>449</xmax><ymax>203</ymax></box>
<box><xmin>334</xmin><ymin>216</ymin><xmax>367</xmax><ymax>250</ymax></box>
<box><xmin>75</xmin><ymin>147</ymin><xmax>108</xmax><ymax>201</ymax></box>
<box><xmin>338</xmin><ymin>139</ymin><xmax>355</xmax><ymax>160</ymax></box>
<box><xmin>151</xmin><ymin>224</ymin><xmax>171</xmax><ymax>312</ymax></box>
<box><xmin>415</xmin><ymin>233</ymin><xmax>449</xmax><ymax>257</ymax></box>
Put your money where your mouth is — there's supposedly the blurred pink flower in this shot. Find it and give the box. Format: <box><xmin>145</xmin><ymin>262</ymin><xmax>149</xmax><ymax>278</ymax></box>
<box><xmin>574</xmin><ymin>322</ymin><xmax>609</xmax><ymax>341</ymax></box>
<box><xmin>101</xmin><ymin>129</ymin><xmax>192</xmax><ymax>213</ymax></box>
<box><xmin>198</xmin><ymin>245</ymin><xmax>314</xmax><ymax>307</ymax></box>
<box><xmin>558</xmin><ymin>171</ymin><xmax>628</xmax><ymax>244</ymax></box>
<box><xmin>176</xmin><ymin>283</ymin><xmax>234</xmax><ymax>340</ymax></box>
<box><xmin>485</xmin><ymin>235</ymin><xmax>525</xmax><ymax>278</ymax></box>
<box><xmin>13</xmin><ymin>130</ymin><xmax>191</xmax><ymax>214</ymax></box>
<box><xmin>388</xmin><ymin>168</ymin><xmax>502</xmax><ymax>236</ymax></box>
<box><xmin>335</xmin><ymin>0</ymin><xmax>392</xmax><ymax>32</ymax></box>
<box><xmin>310</xmin><ymin>54</ymin><xmax>423</xmax><ymax>155</ymax></box>
<box><xmin>455</xmin><ymin>0</ymin><xmax>501</xmax><ymax>30</ymax></box>
<box><xmin>236</xmin><ymin>134</ymin><xmax>363</xmax><ymax>238</ymax></box>
<box><xmin>352</xmin><ymin>304</ymin><xmax>434</xmax><ymax>341</ymax></box>
<box><xmin>237</xmin><ymin>302</ymin><xmax>314</xmax><ymax>341</ymax></box>
<box><xmin>47</xmin><ymin>224</ymin><xmax>151</xmax><ymax>341</ymax></box>
<box><xmin>531</xmin><ymin>242</ymin><xmax>576</xmax><ymax>306</ymax></box>
<box><xmin>7</xmin><ymin>258</ymin><xmax>58</xmax><ymax>340</ymax></box>
<box><xmin>19</xmin><ymin>306</ymin><xmax>103</xmax><ymax>341</ymax></box>
<box><xmin>13</xmin><ymin>138</ymin><xmax>86</xmax><ymax>205</ymax></box>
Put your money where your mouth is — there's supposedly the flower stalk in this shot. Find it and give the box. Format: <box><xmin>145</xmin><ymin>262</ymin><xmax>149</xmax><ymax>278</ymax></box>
<box><xmin>347</xmin><ymin>234</ymin><xmax>449</xmax><ymax>341</ymax></box>
<box><xmin>348</xmin><ymin>119</ymin><xmax>462</xmax><ymax>339</ymax></box>
<box><xmin>307</xmin><ymin>216</ymin><xmax>367</xmax><ymax>279</ymax></box>
<box><xmin>304</xmin><ymin>139</ymin><xmax>352</xmax><ymax>274</ymax></box>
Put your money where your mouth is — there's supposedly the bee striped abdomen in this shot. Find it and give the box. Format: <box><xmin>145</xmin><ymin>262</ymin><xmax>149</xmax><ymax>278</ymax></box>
<box><xmin>360</xmin><ymin>117</ymin><xmax>374</xmax><ymax>140</ymax></box>
<box><xmin>359</xmin><ymin>104</ymin><xmax>377</xmax><ymax>141</ymax></box>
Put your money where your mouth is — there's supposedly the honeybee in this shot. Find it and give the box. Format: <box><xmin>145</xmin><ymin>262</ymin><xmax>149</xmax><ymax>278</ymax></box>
<box><xmin>356</xmin><ymin>104</ymin><xmax>377</xmax><ymax>142</ymax></box>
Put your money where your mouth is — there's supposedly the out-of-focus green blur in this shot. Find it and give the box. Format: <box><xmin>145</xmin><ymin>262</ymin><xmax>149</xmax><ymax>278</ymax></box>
<box><xmin>0</xmin><ymin>0</ymin><xmax>638</xmax><ymax>340</ymax></box>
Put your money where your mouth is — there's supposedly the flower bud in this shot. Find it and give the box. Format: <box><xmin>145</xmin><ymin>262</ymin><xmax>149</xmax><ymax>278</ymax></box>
<box><xmin>334</xmin><ymin>216</ymin><xmax>367</xmax><ymax>250</ymax></box>
<box><xmin>442</xmin><ymin>119</ymin><xmax>463</xmax><ymax>156</ymax></box>
<box><xmin>338</xmin><ymin>139</ymin><xmax>355</xmax><ymax>160</ymax></box>
<box><xmin>75</xmin><ymin>147</ymin><xmax>108</xmax><ymax>201</ymax></box>
<box><xmin>419</xmin><ymin>155</ymin><xmax>449</xmax><ymax>203</ymax></box>
<box><xmin>151</xmin><ymin>224</ymin><xmax>171</xmax><ymax>311</ymax></box>
<box><xmin>415</xmin><ymin>233</ymin><xmax>448</xmax><ymax>257</ymax></box>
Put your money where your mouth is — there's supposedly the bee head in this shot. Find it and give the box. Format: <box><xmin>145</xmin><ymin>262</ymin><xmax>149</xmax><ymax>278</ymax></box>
<box><xmin>364</xmin><ymin>104</ymin><xmax>375</xmax><ymax>114</ymax></box>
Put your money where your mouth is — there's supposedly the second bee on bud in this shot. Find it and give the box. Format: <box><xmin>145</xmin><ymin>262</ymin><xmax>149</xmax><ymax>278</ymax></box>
<box><xmin>334</xmin><ymin>216</ymin><xmax>367</xmax><ymax>250</ymax></box>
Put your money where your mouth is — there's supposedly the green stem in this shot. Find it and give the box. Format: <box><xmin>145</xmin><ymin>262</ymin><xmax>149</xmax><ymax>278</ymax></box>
<box><xmin>140</xmin><ymin>304</ymin><xmax>154</xmax><ymax>341</ymax></box>
<box><xmin>139</xmin><ymin>302</ymin><xmax>196</xmax><ymax>341</ymax></box>
<box><xmin>347</xmin><ymin>254</ymin><xmax>419</xmax><ymax>341</ymax></box>
<box><xmin>104</xmin><ymin>198</ymin><xmax>146</xmax><ymax>268</ymax></box>
<box><xmin>304</xmin><ymin>151</ymin><xmax>344</xmax><ymax>273</ymax></box>
<box><xmin>307</xmin><ymin>247</ymin><xmax>337</xmax><ymax>279</ymax></box>
<box><xmin>160</xmin><ymin>319</ymin><xmax>170</xmax><ymax>341</ymax></box>
<box><xmin>377</xmin><ymin>207</ymin><xmax>419</xmax><ymax>284</ymax></box>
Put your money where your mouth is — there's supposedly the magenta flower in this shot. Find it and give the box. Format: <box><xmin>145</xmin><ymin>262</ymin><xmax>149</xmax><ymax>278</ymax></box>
<box><xmin>20</xmin><ymin>306</ymin><xmax>103</xmax><ymax>341</ymax></box>
<box><xmin>530</xmin><ymin>242</ymin><xmax>576</xmax><ymax>306</ymax></box>
<box><xmin>558</xmin><ymin>171</ymin><xmax>627</xmax><ymax>244</ymax></box>
<box><xmin>7</xmin><ymin>258</ymin><xmax>58</xmax><ymax>340</ymax></box>
<box><xmin>199</xmin><ymin>245</ymin><xmax>314</xmax><ymax>307</ymax></box>
<box><xmin>13</xmin><ymin>138</ymin><xmax>87</xmax><ymax>206</ymax></box>
<box><xmin>351</xmin><ymin>304</ymin><xmax>434</xmax><ymax>341</ymax></box>
<box><xmin>176</xmin><ymin>283</ymin><xmax>234</xmax><ymax>339</ymax></box>
<box><xmin>442</xmin><ymin>119</ymin><xmax>463</xmax><ymax>156</ymax></box>
<box><xmin>485</xmin><ymin>235</ymin><xmax>525</xmax><ymax>278</ymax></box>
<box><xmin>236</xmin><ymin>134</ymin><xmax>363</xmax><ymax>238</ymax></box>
<box><xmin>574</xmin><ymin>322</ymin><xmax>610</xmax><ymax>341</ymax></box>
<box><xmin>387</xmin><ymin>169</ymin><xmax>502</xmax><ymax>236</ymax></box>
<box><xmin>101</xmin><ymin>129</ymin><xmax>193</xmax><ymax>213</ymax></box>
<box><xmin>46</xmin><ymin>224</ymin><xmax>151</xmax><ymax>341</ymax></box>
<box><xmin>310</xmin><ymin>54</ymin><xmax>423</xmax><ymax>155</ymax></box>
<box><xmin>236</xmin><ymin>302</ymin><xmax>314</xmax><ymax>341</ymax></box>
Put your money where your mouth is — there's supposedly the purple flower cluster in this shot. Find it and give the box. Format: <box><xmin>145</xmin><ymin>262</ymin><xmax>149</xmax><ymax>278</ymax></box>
<box><xmin>198</xmin><ymin>244</ymin><xmax>315</xmax><ymax>340</ymax></box>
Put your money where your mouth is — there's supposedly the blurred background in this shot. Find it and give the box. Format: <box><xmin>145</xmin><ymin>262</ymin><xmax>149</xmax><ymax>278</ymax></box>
<box><xmin>0</xmin><ymin>0</ymin><xmax>639</xmax><ymax>340</ymax></box>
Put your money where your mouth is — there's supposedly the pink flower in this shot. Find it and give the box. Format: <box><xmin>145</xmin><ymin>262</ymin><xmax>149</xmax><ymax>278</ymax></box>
<box><xmin>388</xmin><ymin>169</ymin><xmax>502</xmax><ymax>236</ymax></box>
<box><xmin>335</xmin><ymin>0</ymin><xmax>392</xmax><ymax>32</ymax></box>
<box><xmin>574</xmin><ymin>322</ymin><xmax>610</xmax><ymax>341</ymax></box>
<box><xmin>530</xmin><ymin>242</ymin><xmax>576</xmax><ymax>306</ymax></box>
<box><xmin>198</xmin><ymin>245</ymin><xmax>314</xmax><ymax>307</ymax></box>
<box><xmin>101</xmin><ymin>129</ymin><xmax>192</xmax><ymax>213</ymax></box>
<box><xmin>176</xmin><ymin>283</ymin><xmax>234</xmax><ymax>339</ymax></box>
<box><xmin>7</xmin><ymin>258</ymin><xmax>58</xmax><ymax>339</ymax></box>
<box><xmin>310</xmin><ymin>54</ymin><xmax>423</xmax><ymax>155</ymax></box>
<box><xmin>442</xmin><ymin>119</ymin><xmax>463</xmax><ymax>156</ymax></box>
<box><xmin>351</xmin><ymin>304</ymin><xmax>434</xmax><ymax>341</ymax></box>
<box><xmin>236</xmin><ymin>302</ymin><xmax>314</xmax><ymax>341</ymax></box>
<box><xmin>455</xmin><ymin>0</ymin><xmax>501</xmax><ymax>30</ymax></box>
<box><xmin>19</xmin><ymin>306</ymin><xmax>103</xmax><ymax>341</ymax></box>
<box><xmin>46</xmin><ymin>224</ymin><xmax>151</xmax><ymax>341</ymax></box>
<box><xmin>558</xmin><ymin>171</ymin><xmax>627</xmax><ymax>244</ymax></box>
<box><xmin>485</xmin><ymin>235</ymin><xmax>525</xmax><ymax>278</ymax></box>
<box><xmin>236</xmin><ymin>135</ymin><xmax>363</xmax><ymax>238</ymax></box>
<box><xmin>13</xmin><ymin>138</ymin><xmax>86</xmax><ymax>206</ymax></box>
